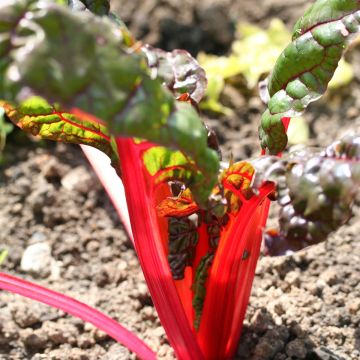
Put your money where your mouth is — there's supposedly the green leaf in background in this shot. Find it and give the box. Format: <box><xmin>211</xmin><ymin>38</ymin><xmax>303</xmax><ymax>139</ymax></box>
<box><xmin>232</xmin><ymin>19</ymin><xmax>291</xmax><ymax>89</ymax></box>
<box><xmin>328</xmin><ymin>58</ymin><xmax>354</xmax><ymax>89</ymax></box>
<box><xmin>198</xmin><ymin>16</ymin><xmax>355</xmax><ymax>116</ymax></box>
<box><xmin>287</xmin><ymin>116</ymin><xmax>309</xmax><ymax>145</ymax></box>
<box><xmin>0</xmin><ymin>249</ymin><xmax>8</xmax><ymax>265</ymax></box>
<box><xmin>198</xmin><ymin>19</ymin><xmax>291</xmax><ymax>114</ymax></box>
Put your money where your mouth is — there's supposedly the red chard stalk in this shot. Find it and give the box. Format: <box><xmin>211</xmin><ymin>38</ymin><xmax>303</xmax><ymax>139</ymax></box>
<box><xmin>0</xmin><ymin>0</ymin><xmax>360</xmax><ymax>359</ymax></box>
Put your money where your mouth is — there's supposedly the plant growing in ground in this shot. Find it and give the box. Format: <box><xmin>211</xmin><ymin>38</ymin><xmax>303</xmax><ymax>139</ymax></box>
<box><xmin>0</xmin><ymin>0</ymin><xmax>359</xmax><ymax>358</ymax></box>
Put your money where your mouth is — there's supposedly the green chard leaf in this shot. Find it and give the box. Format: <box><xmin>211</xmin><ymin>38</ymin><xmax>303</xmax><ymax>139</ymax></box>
<box><xmin>256</xmin><ymin>135</ymin><xmax>360</xmax><ymax>256</ymax></box>
<box><xmin>0</xmin><ymin>97</ymin><xmax>120</xmax><ymax>169</ymax></box>
<box><xmin>0</xmin><ymin>0</ymin><xmax>219</xmax><ymax>206</ymax></box>
<box><xmin>260</xmin><ymin>0</ymin><xmax>360</xmax><ymax>154</ymax></box>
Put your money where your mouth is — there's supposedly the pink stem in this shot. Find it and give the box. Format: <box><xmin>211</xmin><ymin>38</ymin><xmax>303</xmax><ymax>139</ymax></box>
<box><xmin>0</xmin><ymin>272</ymin><xmax>155</xmax><ymax>360</ymax></box>
<box><xmin>80</xmin><ymin>145</ymin><xmax>134</xmax><ymax>243</ymax></box>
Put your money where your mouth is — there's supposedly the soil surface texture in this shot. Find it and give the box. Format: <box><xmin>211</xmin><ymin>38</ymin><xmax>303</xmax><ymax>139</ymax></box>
<box><xmin>1</xmin><ymin>0</ymin><xmax>360</xmax><ymax>359</ymax></box>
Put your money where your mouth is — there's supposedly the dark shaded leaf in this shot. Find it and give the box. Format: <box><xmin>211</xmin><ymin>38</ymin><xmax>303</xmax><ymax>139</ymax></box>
<box><xmin>167</xmin><ymin>217</ymin><xmax>199</xmax><ymax>280</ymax></box>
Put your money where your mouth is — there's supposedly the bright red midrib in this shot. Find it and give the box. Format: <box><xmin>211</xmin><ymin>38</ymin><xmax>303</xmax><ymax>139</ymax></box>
<box><xmin>53</xmin><ymin>111</ymin><xmax>111</xmax><ymax>141</ymax></box>
<box><xmin>116</xmin><ymin>138</ymin><xmax>204</xmax><ymax>360</ymax></box>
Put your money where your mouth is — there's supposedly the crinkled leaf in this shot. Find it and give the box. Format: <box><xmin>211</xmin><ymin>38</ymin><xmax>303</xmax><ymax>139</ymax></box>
<box><xmin>157</xmin><ymin>188</ymin><xmax>199</xmax><ymax>218</ymax></box>
<box><xmin>142</xmin><ymin>45</ymin><xmax>207</xmax><ymax>103</ymax></box>
<box><xmin>198</xmin><ymin>19</ymin><xmax>291</xmax><ymax>114</ymax></box>
<box><xmin>167</xmin><ymin>217</ymin><xmax>199</xmax><ymax>280</ymax></box>
<box><xmin>323</xmin><ymin>133</ymin><xmax>360</xmax><ymax>159</ymax></box>
<box><xmin>258</xmin><ymin>135</ymin><xmax>360</xmax><ymax>256</ymax></box>
<box><xmin>292</xmin><ymin>0</ymin><xmax>360</xmax><ymax>40</ymax></box>
<box><xmin>260</xmin><ymin>0</ymin><xmax>360</xmax><ymax>154</ymax></box>
<box><xmin>1</xmin><ymin>97</ymin><xmax>120</xmax><ymax>169</ymax></box>
<box><xmin>0</xmin><ymin>0</ymin><xmax>219</xmax><ymax>206</ymax></box>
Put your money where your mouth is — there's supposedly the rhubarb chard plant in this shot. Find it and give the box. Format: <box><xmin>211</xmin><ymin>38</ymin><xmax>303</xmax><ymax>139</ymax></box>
<box><xmin>0</xmin><ymin>0</ymin><xmax>360</xmax><ymax>359</ymax></box>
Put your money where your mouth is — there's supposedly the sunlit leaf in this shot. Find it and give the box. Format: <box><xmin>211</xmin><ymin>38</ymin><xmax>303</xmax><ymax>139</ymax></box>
<box><xmin>157</xmin><ymin>188</ymin><xmax>199</xmax><ymax>218</ymax></box>
<box><xmin>1</xmin><ymin>97</ymin><xmax>120</xmax><ymax>168</ymax></box>
<box><xmin>0</xmin><ymin>249</ymin><xmax>8</xmax><ymax>265</ymax></box>
<box><xmin>260</xmin><ymin>1</ymin><xmax>360</xmax><ymax>154</ymax></box>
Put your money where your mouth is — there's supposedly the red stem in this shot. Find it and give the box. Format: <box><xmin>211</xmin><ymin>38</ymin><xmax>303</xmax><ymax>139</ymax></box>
<box><xmin>116</xmin><ymin>137</ymin><xmax>204</xmax><ymax>360</ymax></box>
<box><xmin>0</xmin><ymin>272</ymin><xmax>155</xmax><ymax>360</ymax></box>
<box><xmin>198</xmin><ymin>184</ymin><xmax>274</xmax><ymax>358</ymax></box>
